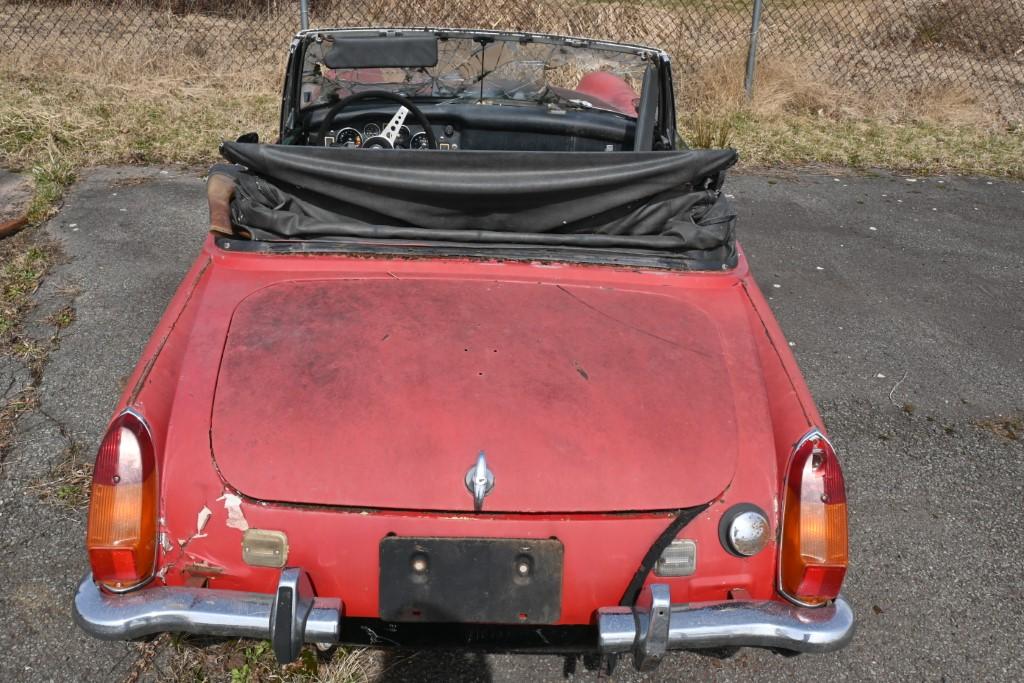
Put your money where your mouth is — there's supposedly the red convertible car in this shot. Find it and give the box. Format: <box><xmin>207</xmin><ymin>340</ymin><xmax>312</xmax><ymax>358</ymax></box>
<box><xmin>73</xmin><ymin>28</ymin><xmax>853</xmax><ymax>671</ymax></box>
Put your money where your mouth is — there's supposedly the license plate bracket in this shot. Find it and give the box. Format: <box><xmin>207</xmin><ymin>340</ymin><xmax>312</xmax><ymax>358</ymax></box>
<box><xmin>379</xmin><ymin>536</ymin><xmax>563</xmax><ymax>624</ymax></box>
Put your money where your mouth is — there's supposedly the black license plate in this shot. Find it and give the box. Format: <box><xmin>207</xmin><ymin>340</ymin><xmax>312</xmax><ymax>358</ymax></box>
<box><xmin>379</xmin><ymin>537</ymin><xmax>563</xmax><ymax>624</ymax></box>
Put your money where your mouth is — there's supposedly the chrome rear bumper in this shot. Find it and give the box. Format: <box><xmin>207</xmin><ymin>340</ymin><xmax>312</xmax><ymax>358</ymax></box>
<box><xmin>75</xmin><ymin>573</ymin><xmax>851</xmax><ymax>670</ymax></box>
<box><xmin>597</xmin><ymin>584</ymin><xmax>854</xmax><ymax>670</ymax></box>
<box><xmin>72</xmin><ymin>569</ymin><xmax>342</xmax><ymax>662</ymax></box>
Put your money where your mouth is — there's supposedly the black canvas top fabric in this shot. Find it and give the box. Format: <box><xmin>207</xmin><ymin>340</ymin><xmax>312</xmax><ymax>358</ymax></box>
<box><xmin>217</xmin><ymin>142</ymin><xmax>739</xmax><ymax>266</ymax></box>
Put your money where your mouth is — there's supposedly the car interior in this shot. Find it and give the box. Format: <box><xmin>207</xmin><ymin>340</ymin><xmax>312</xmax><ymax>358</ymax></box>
<box><xmin>277</xmin><ymin>29</ymin><xmax>676</xmax><ymax>153</ymax></box>
<box><xmin>210</xmin><ymin>29</ymin><xmax>738</xmax><ymax>269</ymax></box>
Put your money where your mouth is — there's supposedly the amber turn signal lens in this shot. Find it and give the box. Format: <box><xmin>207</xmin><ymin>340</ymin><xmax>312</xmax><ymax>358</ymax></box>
<box><xmin>86</xmin><ymin>409</ymin><xmax>158</xmax><ymax>591</ymax></box>
<box><xmin>779</xmin><ymin>429</ymin><xmax>848</xmax><ymax>606</ymax></box>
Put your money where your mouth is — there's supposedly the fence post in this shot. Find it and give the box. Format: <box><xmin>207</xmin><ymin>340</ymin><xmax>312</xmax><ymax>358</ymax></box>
<box><xmin>744</xmin><ymin>0</ymin><xmax>764</xmax><ymax>98</ymax></box>
<box><xmin>300</xmin><ymin>0</ymin><xmax>310</xmax><ymax>30</ymax></box>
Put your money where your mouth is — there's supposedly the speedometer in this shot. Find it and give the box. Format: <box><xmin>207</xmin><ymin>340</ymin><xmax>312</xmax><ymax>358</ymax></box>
<box><xmin>327</xmin><ymin>127</ymin><xmax>362</xmax><ymax>148</ymax></box>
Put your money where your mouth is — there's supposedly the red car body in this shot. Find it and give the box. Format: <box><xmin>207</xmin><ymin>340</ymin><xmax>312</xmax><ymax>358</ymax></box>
<box><xmin>109</xmin><ymin>238</ymin><xmax>800</xmax><ymax>603</ymax></box>
<box><xmin>73</xmin><ymin>28</ymin><xmax>852</xmax><ymax>671</ymax></box>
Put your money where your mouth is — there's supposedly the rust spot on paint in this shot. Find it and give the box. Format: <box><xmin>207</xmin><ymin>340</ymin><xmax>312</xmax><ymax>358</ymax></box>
<box><xmin>184</xmin><ymin>560</ymin><xmax>224</xmax><ymax>577</ymax></box>
<box><xmin>573</xmin><ymin>361</ymin><xmax>589</xmax><ymax>380</ymax></box>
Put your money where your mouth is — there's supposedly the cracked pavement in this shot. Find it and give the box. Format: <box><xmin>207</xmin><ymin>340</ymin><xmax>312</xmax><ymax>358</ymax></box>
<box><xmin>0</xmin><ymin>166</ymin><xmax>1021</xmax><ymax>681</ymax></box>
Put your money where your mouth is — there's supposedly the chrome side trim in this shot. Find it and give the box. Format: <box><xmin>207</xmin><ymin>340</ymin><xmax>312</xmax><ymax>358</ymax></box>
<box><xmin>598</xmin><ymin>590</ymin><xmax>854</xmax><ymax>662</ymax></box>
<box><xmin>73</xmin><ymin>571</ymin><xmax>341</xmax><ymax>661</ymax></box>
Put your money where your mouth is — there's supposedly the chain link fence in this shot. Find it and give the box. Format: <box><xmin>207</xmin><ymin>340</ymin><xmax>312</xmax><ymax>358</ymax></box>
<box><xmin>2</xmin><ymin>0</ymin><xmax>1022</xmax><ymax>120</ymax></box>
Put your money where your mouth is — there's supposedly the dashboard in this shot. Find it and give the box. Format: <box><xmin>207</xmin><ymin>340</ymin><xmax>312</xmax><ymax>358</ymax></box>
<box><xmin>324</xmin><ymin>119</ymin><xmax>461</xmax><ymax>150</ymax></box>
<box><xmin>307</xmin><ymin>103</ymin><xmax>635</xmax><ymax>152</ymax></box>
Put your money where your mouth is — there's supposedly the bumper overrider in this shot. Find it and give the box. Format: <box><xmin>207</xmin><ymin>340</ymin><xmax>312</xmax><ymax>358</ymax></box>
<box><xmin>74</xmin><ymin>569</ymin><xmax>854</xmax><ymax>670</ymax></box>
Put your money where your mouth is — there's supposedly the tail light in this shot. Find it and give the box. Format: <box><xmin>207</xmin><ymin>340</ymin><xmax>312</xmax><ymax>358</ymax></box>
<box><xmin>778</xmin><ymin>428</ymin><xmax>848</xmax><ymax>606</ymax></box>
<box><xmin>86</xmin><ymin>408</ymin><xmax>158</xmax><ymax>591</ymax></box>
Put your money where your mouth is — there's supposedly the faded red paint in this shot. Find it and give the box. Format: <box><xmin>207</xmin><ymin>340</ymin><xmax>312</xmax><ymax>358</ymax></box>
<box><xmin>104</xmin><ymin>236</ymin><xmax>820</xmax><ymax>622</ymax></box>
<box><xmin>211</xmin><ymin>277</ymin><xmax>758</xmax><ymax>512</ymax></box>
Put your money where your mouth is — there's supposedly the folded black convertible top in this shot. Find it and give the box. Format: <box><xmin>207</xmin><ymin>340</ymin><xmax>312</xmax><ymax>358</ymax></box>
<box><xmin>217</xmin><ymin>142</ymin><xmax>739</xmax><ymax>268</ymax></box>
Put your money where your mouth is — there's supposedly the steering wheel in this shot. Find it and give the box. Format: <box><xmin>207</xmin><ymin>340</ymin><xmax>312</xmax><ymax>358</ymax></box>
<box><xmin>315</xmin><ymin>91</ymin><xmax>438</xmax><ymax>149</ymax></box>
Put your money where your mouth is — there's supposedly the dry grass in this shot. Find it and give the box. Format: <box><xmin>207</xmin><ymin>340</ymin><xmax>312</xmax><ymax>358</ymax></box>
<box><xmin>0</xmin><ymin>51</ymin><xmax>279</xmax><ymax>172</ymax></box>
<box><xmin>683</xmin><ymin>50</ymin><xmax>1009</xmax><ymax>127</ymax></box>
<box><xmin>678</xmin><ymin>51</ymin><xmax>1023</xmax><ymax>177</ymax></box>
<box><xmin>2</xmin><ymin>42</ymin><xmax>1021</xmax><ymax>180</ymax></box>
<box><xmin>0</xmin><ymin>0</ymin><xmax>1021</xmax><ymax>177</ymax></box>
<box><xmin>157</xmin><ymin>638</ymin><xmax>377</xmax><ymax>683</ymax></box>
<box><xmin>0</xmin><ymin>40</ymin><xmax>279</xmax><ymax>242</ymax></box>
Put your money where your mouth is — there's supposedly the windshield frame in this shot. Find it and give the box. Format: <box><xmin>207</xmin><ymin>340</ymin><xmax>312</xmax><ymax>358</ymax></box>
<box><xmin>279</xmin><ymin>27</ymin><xmax>676</xmax><ymax>145</ymax></box>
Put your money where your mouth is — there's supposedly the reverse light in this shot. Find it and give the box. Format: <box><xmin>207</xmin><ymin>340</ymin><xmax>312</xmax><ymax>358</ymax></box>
<box><xmin>654</xmin><ymin>539</ymin><xmax>697</xmax><ymax>577</ymax></box>
<box><xmin>86</xmin><ymin>408</ymin><xmax>158</xmax><ymax>591</ymax></box>
<box><xmin>778</xmin><ymin>429</ymin><xmax>849</xmax><ymax>606</ymax></box>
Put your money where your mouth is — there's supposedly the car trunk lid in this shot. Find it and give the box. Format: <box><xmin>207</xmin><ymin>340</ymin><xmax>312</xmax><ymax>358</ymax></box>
<box><xmin>210</xmin><ymin>276</ymin><xmax>747</xmax><ymax>512</ymax></box>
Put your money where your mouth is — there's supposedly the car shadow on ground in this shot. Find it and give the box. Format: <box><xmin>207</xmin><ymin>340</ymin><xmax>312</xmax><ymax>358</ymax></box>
<box><xmin>375</xmin><ymin>650</ymin><xmax>493</xmax><ymax>682</ymax></box>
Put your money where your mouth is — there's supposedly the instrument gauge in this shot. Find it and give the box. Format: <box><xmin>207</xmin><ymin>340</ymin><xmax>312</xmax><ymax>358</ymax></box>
<box><xmin>328</xmin><ymin>127</ymin><xmax>362</xmax><ymax>148</ymax></box>
<box><xmin>362</xmin><ymin>122</ymin><xmax>381</xmax><ymax>138</ymax></box>
<box><xmin>410</xmin><ymin>131</ymin><xmax>431</xmax><ymax>150</ymax></box>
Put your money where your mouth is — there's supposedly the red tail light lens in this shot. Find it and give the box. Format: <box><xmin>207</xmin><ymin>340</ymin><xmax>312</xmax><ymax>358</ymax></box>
<box><xmin>778</xmin><ymin>429</ymin><xmax>848</xmax><ymax>606</ymax></box>
<box><xmin>86</xmin><ymin>409</ymin><xmax>158</xmax><ymax>591</ymax></box>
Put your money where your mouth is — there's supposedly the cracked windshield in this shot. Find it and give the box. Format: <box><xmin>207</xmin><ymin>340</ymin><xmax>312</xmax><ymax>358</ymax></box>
<box><xmin>301</xmin><ymin>35</ymin><xmax>648</xmax><ymax>116</ymax></box>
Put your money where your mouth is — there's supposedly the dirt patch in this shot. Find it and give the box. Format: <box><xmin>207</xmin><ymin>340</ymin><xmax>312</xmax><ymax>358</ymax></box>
<box><xmin>975</xmin><ymin>414</ymin><xmax>1024</xmax><ymax>441</ymax></box>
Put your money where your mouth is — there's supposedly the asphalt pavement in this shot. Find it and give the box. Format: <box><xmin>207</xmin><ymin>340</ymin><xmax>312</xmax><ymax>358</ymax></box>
<box><xmin>0</xmin><ymin>165</ymin><xmax>1021</xmax><ymax>682</ymax></box>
